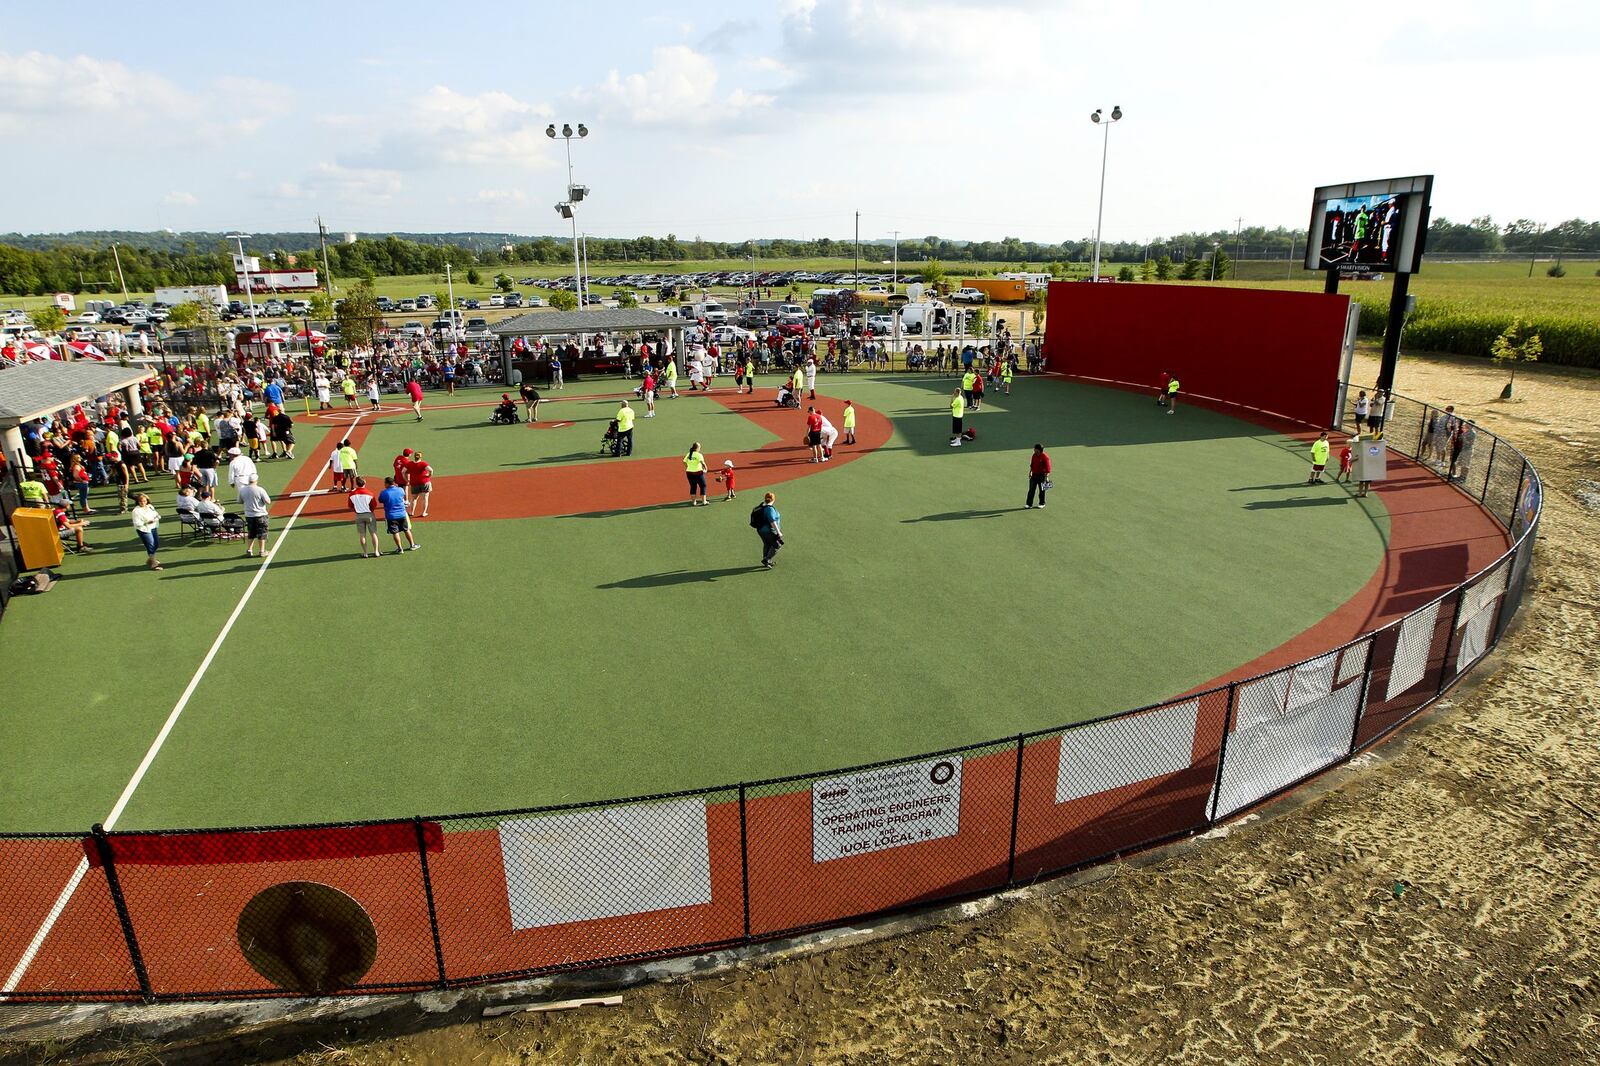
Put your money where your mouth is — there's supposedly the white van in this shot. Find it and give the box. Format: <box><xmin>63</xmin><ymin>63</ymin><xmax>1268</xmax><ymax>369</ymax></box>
<box><xmin>899</xmin><ymin>301</ymin><xmax>951</xmax><ymax>335</ymax></box>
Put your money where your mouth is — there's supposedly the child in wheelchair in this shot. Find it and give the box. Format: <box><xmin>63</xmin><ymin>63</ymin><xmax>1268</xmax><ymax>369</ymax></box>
<box><xmin>489</xmin><ymin>394</ymin><xmax>520</xmax><ymax>425</ymax></box>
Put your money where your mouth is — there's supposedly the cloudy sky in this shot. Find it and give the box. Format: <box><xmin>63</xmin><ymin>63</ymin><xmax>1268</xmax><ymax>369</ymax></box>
<box><xmin>2</xmin><ymin>0</ymin><xmax>1594</xmax><ymax>242</ymax></box>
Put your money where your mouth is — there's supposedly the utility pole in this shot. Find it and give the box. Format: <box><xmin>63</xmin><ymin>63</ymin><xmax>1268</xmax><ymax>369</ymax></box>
<box><xmin>316</xmin><ymin>215</ymin><xmax>334</xmax><ymax>304</ymax></box>
<box><xmin>1234</xmin><ymin>217</ymin><xmax>1243</xmax><ymax>279</ymax></box>
<box><xmin>854</xmin><ymin>211</ymin><xmax>861</xmax><ymax>293</ymax></box>
<box><xmin>892</xmin><ymin>229</ymin><xmax>899</xmax><ymax>293</ymax></box>
<box><xmin>110</xmin><ymin>243</ymin><xmax>129</xmax><ymax>303</ymax></box>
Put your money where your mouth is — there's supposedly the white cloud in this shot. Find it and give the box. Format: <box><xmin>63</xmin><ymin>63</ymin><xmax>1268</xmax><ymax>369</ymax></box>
<box><xmin>0</xmin><ymin>50</ymin><xmax>197</xmax><ymax>137</ymax></box>
<box><xmin>163</xmin><ymin>190</ymin><xmax>198</xmax><ymax>206</ymax></box>
<box><xmin>574</xmin><ymin>46</ymin><xmax>770</xmax><ymax>125</ymax></box>
<box><xmin>343</xmin><ymin>85</ymin><xmax>556</xmax><ymax>171</ymax></box>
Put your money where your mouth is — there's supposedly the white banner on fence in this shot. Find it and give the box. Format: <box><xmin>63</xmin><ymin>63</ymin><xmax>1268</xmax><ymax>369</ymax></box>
<box><xmin>1055</xmin><ymin>700</ymin><xmax>1199</xmax><ymax>804</ymax></box>
<box><xmin>498</xmin><ymin>798</ymin><xmax>712</xmax><ymax>930</ymax></box>
<box><xmin>812</xmin><ymin>756</ymin><xmax>962</xmax><ymax>863</ymax></box>
<box><xmin>1213</xmin><ymin>681</ymin><xmax>1365</xmax><ymax>819</ymax></box>
<box><xmin>1387</xmin><ymin>600</ymin><xmax>1441</xmax><ymax>700</ymax></box>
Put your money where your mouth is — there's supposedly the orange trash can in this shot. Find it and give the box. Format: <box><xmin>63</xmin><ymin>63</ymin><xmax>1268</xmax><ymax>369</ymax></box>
<box><xmin>11</xmin><ymin>507</ymin><xmax>65</xmax><ymax>569</ymax></box>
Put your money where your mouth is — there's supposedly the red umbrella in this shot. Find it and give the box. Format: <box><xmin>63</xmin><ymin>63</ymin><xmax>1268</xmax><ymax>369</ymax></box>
<box><xmin>294</xmin><ymin>329</ymin><xmax>326</xmax><ymax>340</ymax></box>
<box><xmin>21</xmin><ymin>341</ymin><xmax>59</xmax><ymax>361</ymax></box>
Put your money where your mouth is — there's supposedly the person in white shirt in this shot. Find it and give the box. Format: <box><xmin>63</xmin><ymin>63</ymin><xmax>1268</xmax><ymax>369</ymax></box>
<box><xmin>226</xmin><ymin>446</ymin><xmax>258</xmax><ymax>499</ymax></box>
<box><xmin>818</xmin><ymin>414</ymin><xmax>839</xmax><ymax>459</ymax></box>
<box><xmin>194</xmin><ymin>490</ymin><xmax>225</xmax><ymax>528</ymax></box>
<box><xmin>366</xmin><ymin>377</ymin><xmax>381</xmax><ymax>411</ymax></box>
<box><xmin>314</xmin><ymin>371</ymin><xmax>332</xmax><ymax>410</ymax></box>
<box><xmin>130</xmin><ymin>493</ymin><xmax>162</xmax><ymax>570</ymax></box>
<box><xmin>804</xmin><ymin>356</ymin><xmax>818</xmax><ymax>399</ymax></box>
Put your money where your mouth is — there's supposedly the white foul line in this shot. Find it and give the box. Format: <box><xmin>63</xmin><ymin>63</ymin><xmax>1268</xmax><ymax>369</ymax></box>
<box><xmin>0</xmin><ymin>414</ymin><xmax>361</xmax><ymax>998</ymax></box>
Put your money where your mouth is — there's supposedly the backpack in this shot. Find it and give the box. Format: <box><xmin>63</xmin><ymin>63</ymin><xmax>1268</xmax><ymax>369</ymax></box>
<box><xmin>749</xmin><ymin>505</ymin><xmax>766</xmax><ymax>529</ymax></box>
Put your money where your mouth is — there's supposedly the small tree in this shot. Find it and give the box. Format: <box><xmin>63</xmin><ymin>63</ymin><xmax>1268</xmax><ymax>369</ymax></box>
<box><xmin>169</xmin><ymin>300</ymin><xmax>225</xmax><ymax>357</ymax></box>
<box><xmin>550</xmin><ymin>290</ymin><xmax>579</xmax><ymax>312</ymax></box>
<box><xmin>1490</xmin><ymin>318</ymin><xmax>1541</xmax><ymax>399</ymax></box>
<box><xmin>917</xmin><ymin>259</ymin><xmax>946</xmax><ymax>287</ymax></box>
<box><xmin>308</xmin><ymin>291</ymin><xmax>336</xmax><ymax>322</ymax></box>
<box><xmin>1139</xmin><ymin>258</ymin><xmax>1156</xmax><ymax>281</ymax></box>
<box><xmin>494</xmin><ymin>273</ymin><xmax>514</xmax><ymax>293</ymax></box>
<box><xmin>969</xmin><ymin>307</ymin><xmax>990</xmax><ymax>337</ymax></box>
<box><xmin>466</xmin><ymin>267</ymin><xmax>481</xmax><ymax>285</ymax></box>
<box><xmin>433</xmin><ymin>290</ymin><xmax>452</xmax><ymax>314</ymax></box>
<box><xmin>29</xmin><ymin>306</ymin><xmax>66</xmax><ymax>335</ymax></box>
<box><xmin>1178</xmin><ymin>257</ymin><xmax>1201</xmax><ymax>280</ymax></box>
<box><xmin>1155</xmin><ymin>255</ymin><xmax>1174</xmax><ymax>281</ymax></box>
<box><xmin>1546</xmin><ymin>263</ymin><xmax>1566</xmax><ymax>278</ymax></box>
<box><xmin>618</xmin><ymin>291</ymin><xmax>639</xmax><ymax>309</ymax></box>
<box><xmin>1117</xmin><ymin>265</ymin><xmax>1136</xmax><ymax>282</ymax></box>
<box><xmin>336</xmin><ymin>280</ymin><xmax>383</xmax><ymax>349</ymax></box>
<box><xmin>1027</xmin><ymin>289</ymin><xmax>1048</xmax><ymax>334</ymax></box>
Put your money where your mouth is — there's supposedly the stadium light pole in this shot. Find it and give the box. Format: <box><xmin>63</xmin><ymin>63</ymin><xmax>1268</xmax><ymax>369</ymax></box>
<box><xmin>225</xmin><ymin>233</ymin><xmax>257</xmax><ymax>330</ymax></box>
<box><xmin>1209</xmin><ymin>241</ymin><xmax>1221</xmax><ymax>282</ymax></box>
<box><xmin>1089</xmin><ymin>105</ymin><xmax>1122</xmax><ymax>281</ymax></box>
<box><xmin>546</xmin><ymin>122</ymin><xmax>590</xmax><ymax>306</ymax></box>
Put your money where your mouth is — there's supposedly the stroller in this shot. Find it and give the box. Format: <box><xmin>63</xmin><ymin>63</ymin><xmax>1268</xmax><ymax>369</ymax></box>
<box><xmin>600</xmin><ymin>418</ymin><xmax>620</xmax><ymax>455</ymax></box>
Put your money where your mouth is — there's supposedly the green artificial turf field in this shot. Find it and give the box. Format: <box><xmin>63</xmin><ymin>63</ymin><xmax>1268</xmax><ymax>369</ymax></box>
<box><xmin>0</xmin><ymin>374</ymin><xmax>1390</xmax><ymax>830</ymax></box>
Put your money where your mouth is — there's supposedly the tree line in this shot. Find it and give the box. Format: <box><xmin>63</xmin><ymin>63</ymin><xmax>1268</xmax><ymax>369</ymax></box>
<box><xmin>4</xmin><ymin>217</ymin><xmax>1599</xmax><ymax>296</ymax></box>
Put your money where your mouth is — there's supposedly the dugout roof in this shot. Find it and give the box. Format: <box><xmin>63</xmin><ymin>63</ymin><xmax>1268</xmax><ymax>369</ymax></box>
<box><xmin>0</xmin><ymin>362</ymin><xmax>154</xmax><ymax>426</ymax></box>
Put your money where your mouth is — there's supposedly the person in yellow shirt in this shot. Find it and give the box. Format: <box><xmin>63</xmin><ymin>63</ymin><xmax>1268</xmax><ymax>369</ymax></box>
<box><xmin>1001</xmin><ymin>361</ymin><xmax>1014</xmax><ymax>395</ymax></box>
<box><xmin>961</xmin><ymin>369</ymin><xmax>977</xmax><ymax>409</ymax></box>
<box><xmin>949</xmin><ymin>388</ymin><xmax>966</xmax><ymax>447</ymax></box>
<box><xmin>743</xmin><ymin>356</ymin><xmax>756</xmax><ymax>395</ymax></box>
<box><xmin>683</xmin><ymin>442</ymin><xmax>709</xmax><ymax>505</ymax></box>
<box><xmin>1308</xmin><ymin>431</ymin><xmax>1331</xmax><ymax>484</ymax></box>
<box><xmin>842</xmin><ymin>400</ymin><xmax>857</xmax><ymax>445</ymax></box>
<box><xmin>615</xmin><ymin>400</ymin><xmax>636</xmax><ymax>456</ymax></box>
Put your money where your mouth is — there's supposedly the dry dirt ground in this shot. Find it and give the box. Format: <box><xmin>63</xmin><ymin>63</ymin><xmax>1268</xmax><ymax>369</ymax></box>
<box><xmin>13</xmin><ymin>351</ymin><xmax>1600</xmax><ymax>1066</ymax></box>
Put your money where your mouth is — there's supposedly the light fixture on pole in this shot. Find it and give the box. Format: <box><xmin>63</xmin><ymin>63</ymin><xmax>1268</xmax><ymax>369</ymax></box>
<box><xmin>1210</xmin><ymin>241</ymin><xmax>1222</xmax><ymax>282</ymax></box>
<box><xmin>1088</xmin><ymin>105</ymin><xmax>1123</xmax><ymax>282</ymax></box>
<box><xmin>225</xmin><ymin>233</ymin><xmax>258</xmax><ymax>329</ymax></box>
<box><xmin>546</xmin><ymin>122</ymin><xmax>590</xmax><ymax>306</ymax></box>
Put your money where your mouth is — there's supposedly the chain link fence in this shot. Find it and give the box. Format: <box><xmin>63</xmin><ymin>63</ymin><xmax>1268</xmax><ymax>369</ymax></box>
<box><xmin>0</xmin><ymin>383</ymin><xmax>1540</xmax><ymax>1002</ymax></box>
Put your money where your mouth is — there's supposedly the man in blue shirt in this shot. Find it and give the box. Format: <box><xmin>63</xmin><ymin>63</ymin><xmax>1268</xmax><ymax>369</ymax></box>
<box><xmin>751</xmin><ymin>491</ymin><xmax>783</xmax><ymax>569</ymax></box>
<box><xmin>376</xmin><ymin>477</ymin><xmax>419</xmax><ymax>552</ymax></box>
<box><xmin>263</xmin><ymin>379</ymin><xmax>284</xmax><ymax>409</ymax></box>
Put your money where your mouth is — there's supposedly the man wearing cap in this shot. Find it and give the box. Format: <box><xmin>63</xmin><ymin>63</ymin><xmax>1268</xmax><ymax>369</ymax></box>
<box><xmin>393</xmin><ymin>448</ymin><xmax>413</xmax><ymax>504</ymax></box>
<box><xmin>615</xmin><ymin>400</ymin><xmax>635</xmax><ymax>457</ymax></box>
<box><xmin>337</xmin><ymin>439</ymin><xmax>360</xmax><ymax>492</ymax></box>
<box><xmin>226</xmin><ymin>446</ymin><xmax>258</xmax><ymax>500</ymax></box>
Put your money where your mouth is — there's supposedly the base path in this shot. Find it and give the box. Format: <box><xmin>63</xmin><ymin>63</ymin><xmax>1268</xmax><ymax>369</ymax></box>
<box><xmin>283</xmin><ymin>392</ymin><xmax>893</xmax><ymax>523</ymax></box>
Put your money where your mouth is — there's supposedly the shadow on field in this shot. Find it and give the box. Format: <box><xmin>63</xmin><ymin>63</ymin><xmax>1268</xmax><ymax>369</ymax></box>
<box><xmin>597</xmin><ymin>566</ymin><xmax>754</xmax><ymax>588</ymax></box>
<box><xmin>1243</xmin><ymin>496</ymin><xmax>1351</xmax><ymax>510</ymax></box>
<box><xmin>902</xmin><ymin>508</ymin><xmax>1024</xmax><ymax>522</ymax></box>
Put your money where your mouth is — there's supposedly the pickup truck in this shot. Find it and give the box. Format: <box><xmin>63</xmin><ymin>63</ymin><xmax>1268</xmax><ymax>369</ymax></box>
<box><xmin>950</xmin><ymin>287</ymin><xmax>988</xmax><ymax>304</ymax></box>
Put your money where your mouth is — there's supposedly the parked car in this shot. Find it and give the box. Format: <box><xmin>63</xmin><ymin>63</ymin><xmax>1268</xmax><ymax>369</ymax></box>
<box><xmin>73</xmin><ymin>311</ymin><xmax>102</xmax><ymax>324</ymax></box>
<box><xmin>867</xmin><ymin>313</ymin><xmax>896</xmax><ymax>335</ymax></box>
<box><xmin>400</xmin><ymin>321</ymin><xmax>426</xmax><ymax>338</ymax></box>
<box><xmin>461</xmin><ymin>298</ymin><xmax>481</xmax><ymax>310</ymax></box>
<box><xmin>284</xmin><ymin>300</ymin><xmax>312</xmax><ymax>316</ymax></box>
<box><xmin>374</xmin><ymin>297</ymin><xmax>395</xmax><ymax>311</ymax></box>
<box><xmin>525</xmin><ymin>295</ymin><xmax>547</xmax><ymax>307</ymax></box>
<box><xmin>503</xmin><ymin>293</ymin><xmax>523</xmax><ymax>308</ymax></box>
<box><xmin>488</xmin><ymin>294</ymin><xmax>505</xmax><ymax>308</ymax></box>
<box><xmin>396</xmin><ymin>299</ymin><xmax>418</xmax><ymax>313</ymax></box>
<box><xmin>739</xmin><ymin>308</ymin><xmax>774</xmax><ymax>329</ymax></box>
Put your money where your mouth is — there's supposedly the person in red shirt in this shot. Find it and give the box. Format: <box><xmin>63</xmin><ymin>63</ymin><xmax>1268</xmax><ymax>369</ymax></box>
<box><xmin>1338</xmin><ymin>439</ymin><xmax>1354</xmax><ymax>484</ymax></box>
<box><xmin>1026</xmin><ymin>443</ymin><xmax>1052</xmax><ymax>509</ymax></box>
<box><xmin>406</xmin><ymin>378</ymin><xmax>425</xmax><ymax>422</ymax></box>
<box><xmin>53</xmin><ymin>505</ymin><xmax>90</xmax><ymax>551</ymax></box>
<box><xmin>346</xmin><ymin>476</ymin><xmax>382</xmax><ymax>556</ymax></box>
<box><xmin>804</xmin><ymin>406</ymin><xmax>824</xmax><ymax>463</ymax></box>
<box><xmin>407</xmin><ymin>452</ymin><xmax>434</xmax><ymax>517</ymax></box>
<box><xmin>717</xmin><ymin>459</ymin><xmax>737</xmax><ymax>501</ymax></box>
<box><xmin>393</xmin><ymin>448</ymin><xmax>413</xmax><ymax>504</ymax></box>
<box><xmin>642</xmin><ymin>371</ymin><xmax>657</xmax><ymax>417</ymax></box>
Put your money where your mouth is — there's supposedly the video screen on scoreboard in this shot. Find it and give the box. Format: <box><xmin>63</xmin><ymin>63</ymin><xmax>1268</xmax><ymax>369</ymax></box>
<box><xmin>1311</xmin><ymin>193</ymin><xmax>1408</xmax><ymax>272</ymax></box>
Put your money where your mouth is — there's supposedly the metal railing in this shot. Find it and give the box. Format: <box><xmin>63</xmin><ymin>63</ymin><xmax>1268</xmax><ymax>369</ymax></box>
<box><xmin>0</xmin><ymin>383</ymin><xmax>1540</xmax><ymax>1002</ymax></box>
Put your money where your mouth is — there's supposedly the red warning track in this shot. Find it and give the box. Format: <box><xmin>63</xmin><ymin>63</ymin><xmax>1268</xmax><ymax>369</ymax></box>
<box><xmin>280</xmin><ymin>391</ymin><xmax>893</xmax><ymax>523</ymax></box>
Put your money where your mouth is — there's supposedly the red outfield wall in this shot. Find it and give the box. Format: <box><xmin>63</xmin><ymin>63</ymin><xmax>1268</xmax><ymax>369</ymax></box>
<box><xmin>1042</xmin><ymin>282</ymin><xmax>1351</xmax><ymax>428</ymax></box>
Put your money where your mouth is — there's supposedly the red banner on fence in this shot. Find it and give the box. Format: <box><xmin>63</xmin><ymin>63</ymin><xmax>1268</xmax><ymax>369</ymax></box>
<box><xmin>83</xmin><ymin>822</ymin><xmax>443</xmax><ymax>868</ymax></box>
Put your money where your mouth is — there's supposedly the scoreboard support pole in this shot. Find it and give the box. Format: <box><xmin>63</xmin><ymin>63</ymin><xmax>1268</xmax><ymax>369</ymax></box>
<box><xmin>1377</xmin><ymin>271</ymin><xmax>1411</xmax><ymax>394</ymax></box>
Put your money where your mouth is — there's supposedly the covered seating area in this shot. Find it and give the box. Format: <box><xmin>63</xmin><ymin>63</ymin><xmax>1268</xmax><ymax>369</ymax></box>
<box><xmin>489</xmin><ymin>308</ymin><xmax>690</xmax><ymax>387</ymax></box>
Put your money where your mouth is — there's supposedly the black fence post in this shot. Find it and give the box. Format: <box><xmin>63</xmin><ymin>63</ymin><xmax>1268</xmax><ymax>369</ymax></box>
<box><xmin>1414</xmin><ymin>403</ymin><xmax>1430</xmax><ymax>459</ymax></box>
<box><xmin>1005</xmin><ymin>734</ymin><xmax>1025</xmax><ymax>887</ymax></box>
<box><xmin>1510</xmin><ymin>462</ymin><xmax>1529</xmax><ymax>530</ymax></box>
<box><xmin>1207</xmin><ymin>683</ymin><xmax>1239</xmax><ymax>823</ymax></box>
<box><xmin>91</xmin><ymin>824</ymin><xmax>153</xmax><ymax>1001</ymax></box>
<box><xmin>1480</xmin><ymin>437</ymin><xmax>1499</xmax><ymax>504</ymax></box>
<box><xmin>1346</xmin><ymin>641</ymin><xmax>1376</xmax><ymax>755</ymax></box>
<box><xmin>1436</xmin><ymin>590</ymin><xmax>1467</xmax><ymax>697</ymax></box>
<box><xmin>737</xmin><ymin>784</ymin><xmax>752</xmax><ymax>939</ymax></box>
<box><xmin>412</xmin><ymin>817</ymin><xmax>448</xmax><ymax>990</ymax></box>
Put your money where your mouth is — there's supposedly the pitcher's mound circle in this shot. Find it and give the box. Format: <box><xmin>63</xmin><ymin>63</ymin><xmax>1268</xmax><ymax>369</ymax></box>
<box><xmin>237</xmin><ymin>881</ymin><xmax>378</xmax><ymax>994</ymax></box>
